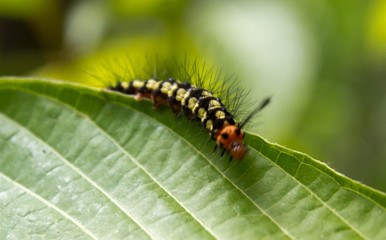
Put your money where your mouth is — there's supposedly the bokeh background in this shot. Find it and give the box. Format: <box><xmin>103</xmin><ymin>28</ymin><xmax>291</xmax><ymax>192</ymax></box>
<box><xmin>1</xmin><ymin>0</ymin><xmax>385</xmax><ymax>192</ymax></box>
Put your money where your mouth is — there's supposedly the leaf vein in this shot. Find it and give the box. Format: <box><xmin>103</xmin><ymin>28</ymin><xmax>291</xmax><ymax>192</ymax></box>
<box><xmin>250</xmin><ymin>148</ymin><xmax>369</xmax><ymax>239</ymax></box>
<box><xmin>0</xmin><ymin>172</ymin><xmax>98</xmax><ymax>240</ymax></box>
<box><xmin>0</xmin><ymin>112</ymin><xmax>155</xmax><ymax>240</ymax></box>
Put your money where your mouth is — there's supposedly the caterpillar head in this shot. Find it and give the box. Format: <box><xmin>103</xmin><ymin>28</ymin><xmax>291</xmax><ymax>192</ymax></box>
<box><xmin>217</xmin><ymin>97</ymin><xmax>271</xmax><ymax>161</ymax></box>
<box><xmin>217</xmin><ymin>125</ymin><xmax>246</xmax><ymax>161</ymax></box>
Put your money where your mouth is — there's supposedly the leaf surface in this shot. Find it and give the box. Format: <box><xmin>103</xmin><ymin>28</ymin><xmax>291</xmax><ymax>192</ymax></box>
<box><xmin>0</xmin><ymin>77</ymin><xmax>385</xmax><ymax>240</ymax></box>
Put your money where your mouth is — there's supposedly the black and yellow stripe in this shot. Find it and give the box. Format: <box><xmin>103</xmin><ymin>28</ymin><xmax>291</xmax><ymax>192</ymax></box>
<box><xmin>109</xmin><ymin>79</ymin><xmax>236</xmax><ymax>139</ymax></box>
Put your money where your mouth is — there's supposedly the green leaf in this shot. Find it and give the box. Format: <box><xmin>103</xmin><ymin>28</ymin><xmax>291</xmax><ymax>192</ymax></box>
<box><xmin>0</xmin><ymin>77</ymin><xmax>385</xmax><ymax>240</ymax></box>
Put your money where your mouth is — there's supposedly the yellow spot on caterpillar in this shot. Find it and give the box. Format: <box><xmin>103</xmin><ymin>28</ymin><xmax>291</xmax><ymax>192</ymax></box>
<box><xmin>181</xmin><ymin>91</ymin><xmax>191</xmax><ymax>105</ymax></box>
<box><xmin>168</xmin><ymin>84</ymin><xmax>178</xmax><ymax>97</ymax></box>
<box><xmin>202</xmin><ymin>91</ymin><xmax>212</xmax><ymax>97</ymax></box>
<box><xmin>133</xmin><ymin>80</ymin><xmax>144</xmax><ymax>88</ymax></box>
<box><xmin>161</xmin><ymin>82</ymin><xmax>171</xmax><ymax>94</ymax></box>
<box><xmin>146</xmin><ymin>79</ymin><xmax>157</xmax><ymax>90</ymax></box>
<box><xmin>176</xmin><ymin>88</ymin><xmax>186</xmax><ymax>101</ymax></box>
<box><xmin>210</xmin><ymin>100</ymin><xmax>221</xmax><ymax>107</ymax></box>
<box><xmin>121</xmin><ymin>82</ymin><xmax>129</xmax><ymax>89</ymax></box>
<box><xmin>198</xmin><ymin>108</ymin><xmax>206</xmax><ymax>118</ymax></box>
<box><xmin>154</xmin><ymin>81</ymin><xmax>161</xmax><ymax>89</ymax></box>
<box><xmin>209</xmin><ymin>106</ymin><xmax>222</xmax><ymax>111</ymax></box>
<box><xmin>201</xmin><ymin>111</ymin><xmax>207</xmax><ymax>123</ymax></box>
<box><xmin>188</xmin><ymin>97</ymin><xmax>197</xmax><ymax>109</ymax></box>
<box><xmin>215</xmin><ymin>111</ymin><xmax>226</xmax><ymax>119</ymax></box>
<box><xmin>206</xmin><ymin>120</ymin><xmax>213</xmax><ymax>131</ymax></box>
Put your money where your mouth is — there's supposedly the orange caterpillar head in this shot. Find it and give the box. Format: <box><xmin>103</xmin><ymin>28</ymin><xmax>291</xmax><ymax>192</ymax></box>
<box><xmin>216</xmin><ymin>125</ymin><xmax>246</xmax><ymax>161</ymax></box>
<box><xmin>216</xmin><ymin>97</ymin><xmax>271</xmax><ymax>161</ymax></box>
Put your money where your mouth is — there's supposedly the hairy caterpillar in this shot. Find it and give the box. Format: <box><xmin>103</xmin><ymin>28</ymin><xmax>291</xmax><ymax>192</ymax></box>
<box><xmin>106</xmin><ymin>63</ymin><xmax>270</xmax><ymax>161</ymax></box>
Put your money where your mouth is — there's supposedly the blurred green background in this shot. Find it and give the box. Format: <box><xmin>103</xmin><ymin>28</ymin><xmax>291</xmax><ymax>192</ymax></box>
<box><xmin>1</xmin><ymin>0</ymin><xmax>385</xmax><ymax>191</ymax></box>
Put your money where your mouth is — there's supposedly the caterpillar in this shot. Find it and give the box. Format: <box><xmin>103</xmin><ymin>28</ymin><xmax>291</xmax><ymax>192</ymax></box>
<box><xmin>108</xmin><ymin>74</ymin><xmax>270</xmax><ymax>161</ymax></box>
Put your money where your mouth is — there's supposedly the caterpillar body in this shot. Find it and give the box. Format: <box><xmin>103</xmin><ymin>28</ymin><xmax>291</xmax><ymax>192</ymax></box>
<box><xmin>108</xmin><ymin>77</ymin><xmax>270</xmax><ymax>161</ymax></box>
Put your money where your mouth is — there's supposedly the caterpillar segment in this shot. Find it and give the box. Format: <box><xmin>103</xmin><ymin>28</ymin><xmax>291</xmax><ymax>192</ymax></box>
<box><xmin>181</xmin><ymin>89</ymin><xmax>205</xmax><ymax>119</ymax></box>
<box><xmin>168</xmin><ymin>81</ymin><xmax>192</xmax><ymax>114</ymax></box>
<box><xmin>151</xmin><ymin>78</ymin><xmax>175</xmax><ymax>109</ymax></box>
<box><xmin>109</xmin><ymin>79</ymin><xmax>250</xmax><ymax>161</ymax></box>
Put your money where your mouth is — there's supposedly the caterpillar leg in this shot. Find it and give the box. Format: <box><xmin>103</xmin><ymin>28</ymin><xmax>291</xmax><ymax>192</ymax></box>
<box><xmin>135</xmin><ymin>93</ymin><xmax>142</xmax><ymax>101</ymax></box>
<box><xmin>152</xmin><ymin>96</ymin><xmax>169</xmax><ymax>109</ymax></box>
<box><xmin>221</xmin><ymin>149</ymin><xmax>226</xmax><ymax>157</ymax></box>
<box><xmin>170</xmin><ymin>103</ymin><xmax>181</xmax><ymax>115</ymax></box>
<box><xmin>135</xmin><ymin>92</ymin><xmax>152</xmax><ymax>101</ymax></box>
